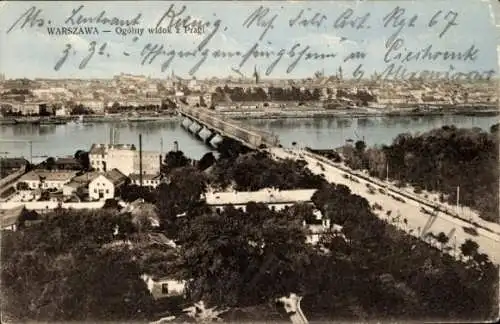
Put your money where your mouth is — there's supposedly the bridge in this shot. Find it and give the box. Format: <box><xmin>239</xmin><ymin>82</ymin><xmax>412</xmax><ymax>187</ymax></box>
<box><xmin>177</xmin><ymin>105</ymin><xmax>280</xmax><ymax>149</ymax></box>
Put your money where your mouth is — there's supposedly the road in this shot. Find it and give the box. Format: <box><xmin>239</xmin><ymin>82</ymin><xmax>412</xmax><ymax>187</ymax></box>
<box><xmin>269</xmin><ymin>147</ymin><xmax>500</xmax><ymax>265</ymax></box>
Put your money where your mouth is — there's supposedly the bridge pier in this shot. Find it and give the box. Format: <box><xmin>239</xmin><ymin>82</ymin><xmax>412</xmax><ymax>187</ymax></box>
<box><xmin>209</xmin><ymin>134</ymin><xmax>223</xmax><ymax>148</ymax></box>
<box><xmin>188</xmin><ymin>121</ymin><xmax>202</xmax><ymax>134</ymax></box>
<box><xmin>198</xmin><ymin>126</ymin><xmax>213</xmax><ymax>141</ymax></box>
<box><xmin>181</xmin><ymin>117</ymin><xmax>193</xmax><ymax>129</ymax></box>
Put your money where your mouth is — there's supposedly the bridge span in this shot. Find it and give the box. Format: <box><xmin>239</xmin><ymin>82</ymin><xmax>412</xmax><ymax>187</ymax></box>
<box><xmin>177</xmin><ymin>105</ymin><xmax>279</xmax><ymax>149</ymax></box>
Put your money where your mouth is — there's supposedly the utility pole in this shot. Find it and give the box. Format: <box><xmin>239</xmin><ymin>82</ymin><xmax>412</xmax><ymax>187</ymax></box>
<box><xmin>139</xmin><ymin>134</ymin><xmax>143</xmax><ymax>187</ymax></box>
<box><xmin>456</xmin><ymin>185</ymin><xmax>460</xmax><ymax>214</ymax></box>
<box><xmin>29</xmin><ymin>141</ymin><xmax>32</xmax><ymax>164</ymax></box>
<box><xmin>386</xmin><ymin>161</ymin><xmax>389</xmax><ymax>182</ymax></box>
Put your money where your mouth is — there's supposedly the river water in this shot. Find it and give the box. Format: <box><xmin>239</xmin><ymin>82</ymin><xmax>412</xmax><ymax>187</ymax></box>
<box><xmin>0</xmin><ymin>115</ymin><xmax>497</xmax><ymax>162</ymax></box>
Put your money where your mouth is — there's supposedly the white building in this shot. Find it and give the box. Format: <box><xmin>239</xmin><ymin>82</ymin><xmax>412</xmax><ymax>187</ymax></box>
<box><xmin>141</xmin><ymin>274</ymin><xmax>186</xmax><ymax>300</ymax></box>
<box><xmin>185</xmin><ymin>95</ymin><xmax>201</xmax><ymax>106</ymax></box>
<box><xmin>89</xmin><ymin>144</ymin><xmax>160</xmax><ymax>176</ymax></box>
<box><xmin>129</xmin><ymin>173</ymin><xmax>161</xmax><ymax>188</ymax></box>
<box><xmin>18</xmin><ymin>170</ymin><xmax>78</xmax><ymax>190</ymax></box>
<box><xmin>88</xmin><ymin>169</ymin><xmax>127</xmax><ymax>200</ymax></box>
<box><xmin>55</xmin><ymin>106</ymin><xmax>69</xmax><ymax>116</ymax></box>
<box><xmin>77</xmin><ymin>100</ymin><xmax>105</xmax><ymax>113</ymax></box>
<box><xmin>204</xmin><ymin>188</ymin><xmax>317</xmax><ymax>212</ymax></box>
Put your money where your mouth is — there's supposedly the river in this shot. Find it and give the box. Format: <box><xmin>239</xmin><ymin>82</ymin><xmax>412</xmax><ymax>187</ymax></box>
<box><xmin>0</xmin><ymin>115</ymin><xmax>497</xmax><ymax>162</ymax></box>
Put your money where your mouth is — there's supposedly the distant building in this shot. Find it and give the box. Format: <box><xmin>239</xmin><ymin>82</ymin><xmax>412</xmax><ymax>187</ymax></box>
<box><xmin>55</xmin><ymin>106</ymin><xmax>69</xmax><ymax>116</ymax></box>
<box><xmin>77</xmin><ymin>100</ymin><xmax>105</xmax><ymax>113</ymax></box>
<box><xmin>141</xmin><ymin>274</ymin><xmax>186</xmax><ymax>300</ymax></box>
<box><xmin>54</xmin><ymin>157</ymin><xmax>82</xmax><ymax>170</ymax></box>
<box><xmin>88</xmin><ymin>169</ymin><xmax>127</xmax><ymax>200</ymax></box>
<box><xmin>184</xmin><ymin>95</ymin><xmax>201</xmax><ymax>106</ymax></box>
<box><xmin>18</xmin><ymin>170</ymin><xmax>77</xmax><ymax>190</ymax></box>
<box><xmin>129</xmin><ymin>173</ymin><xmax>161</xmax><ymax>188</ymax></box>
<box><xmin>20</xmin><ymin>102</ymin><xmax>42</xmax><ymax>115</ymax></box>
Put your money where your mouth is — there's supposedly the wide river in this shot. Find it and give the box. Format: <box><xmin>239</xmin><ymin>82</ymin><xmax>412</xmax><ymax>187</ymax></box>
<box><xmin>0</xmin><ymin>115</ymin><xmax>497</xmax><ymax>162</ymax></box>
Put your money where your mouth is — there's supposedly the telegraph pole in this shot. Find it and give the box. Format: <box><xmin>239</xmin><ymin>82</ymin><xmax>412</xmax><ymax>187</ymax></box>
<box><xmin>386</xmin><ymin>161</ymin><xmax>389</xmax><ymax>182</ymax></box>
<box><xmin>139</xmin><ymin>134</ymin><xmax>143</xmax><ymax>187</ymax></box>
<box><xmin>456</xmin><ymin>186</ymin><xmax>460</xmax><ymax>214</ymax></box>
<box><xmin>29</xmin><ymin>141</ymin><xmax>32</xmax><ymax>164</ymax></box>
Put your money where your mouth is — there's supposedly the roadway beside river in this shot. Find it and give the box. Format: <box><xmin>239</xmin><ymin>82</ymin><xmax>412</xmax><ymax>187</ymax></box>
<box><xmin>269</xmin><ymin>147</ymin><xmax>500</xmax><ymax>265</ymax></box>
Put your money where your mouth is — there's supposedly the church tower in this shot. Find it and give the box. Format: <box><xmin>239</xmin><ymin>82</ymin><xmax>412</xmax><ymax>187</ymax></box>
<box><xmin>253</xmin><ymin>65</ymin><xmax>260</xmax><ymax>84</ymax></box>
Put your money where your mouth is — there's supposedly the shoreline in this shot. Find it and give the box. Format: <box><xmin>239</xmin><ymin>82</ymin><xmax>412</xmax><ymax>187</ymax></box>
<box><xmin>1</xmin><ymin>109</ymin><xmax>498</xmax><ymax>125</ymax></box>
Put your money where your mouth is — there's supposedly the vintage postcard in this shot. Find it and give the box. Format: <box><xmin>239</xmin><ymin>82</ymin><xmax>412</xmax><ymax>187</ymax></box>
<box><xmin>0</xmin><ymin>0</ymin><xmax>499</xmax><ymax>323</ymax></box>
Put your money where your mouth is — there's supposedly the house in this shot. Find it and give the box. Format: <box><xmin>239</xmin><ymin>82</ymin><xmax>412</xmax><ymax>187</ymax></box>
<box><xmin>88</xmin><ymin>169</ymin><xmax>127</xmax><ymax>200</ymax></box>
<box><xmin>204</xmin><ymin>188</ymin><xmax>317</xmax><ymax>212</ymax></box>
<box><xmin>54</xmin><ymin>157</ymin><xmax>82</xmax><ymax>170</ymax></box>
<box><xmin>62</xmin><ymin>171</ymin><xmax>101</xmax><ymax>197</ymax></box>
<box><xmin>129</xmin><ymin>173</ymin><xmax>161</xmax><ymax>188</ymax></box>
<box><xmin>18</xmin><ymin>170</ymin><xmax>78</xmax><ymax>190</ymax></box>
<box><xmin>141</xmin><ymin>274</ymin><xmax>186</xmax><ymax>300</ymax></box>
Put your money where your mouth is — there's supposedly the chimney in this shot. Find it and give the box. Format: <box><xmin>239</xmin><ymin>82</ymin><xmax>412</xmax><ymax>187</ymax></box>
<box><xmin>173</xmin><ymin>140</ymin><xmax>179</xmax><ymax>152</ymax></box>
<box><xmin>139</xmin><ymin>134</ymin><xmax>143</xmax><ymax>187</ymax></box>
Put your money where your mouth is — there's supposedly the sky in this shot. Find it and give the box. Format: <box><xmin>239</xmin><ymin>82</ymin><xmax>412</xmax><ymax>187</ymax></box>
<box><xmin>0</xmin><ymin>0</ymin><xmax>498</xmax><ymax>79</ymax></box>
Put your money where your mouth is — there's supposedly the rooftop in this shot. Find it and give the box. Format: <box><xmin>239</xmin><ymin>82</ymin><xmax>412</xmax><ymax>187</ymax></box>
<box><xmin>19</xmin><ymin>170</ymin><xmax>78</xmax><ymax>182</ymax></box>
<box><xmin>205</xmin><ymin>188</ymin><xmax>317</xmax><ymax>206</ymax></box>
<box><xmin>89</xmin><ymin>143</ymin><xmax>137</xmax><ymax>155</ymax></box>
<box><xmin>129</xmin><ymin>173</ymin><xmax>161</xmax><ymax>181</ymax></box>
<box><xmin>103</xmin><ymin>168</ymin><xmax>127</xmax><ymax>185</ymax></box>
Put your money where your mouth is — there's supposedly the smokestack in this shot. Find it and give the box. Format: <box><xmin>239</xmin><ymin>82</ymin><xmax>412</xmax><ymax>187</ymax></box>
<box><xmin>139</xmin><ymin>134</ymin><xmax>143</xmax><ymax>187</ymax></box>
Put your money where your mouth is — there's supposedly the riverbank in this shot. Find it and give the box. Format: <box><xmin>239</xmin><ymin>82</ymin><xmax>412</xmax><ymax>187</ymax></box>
<box><xmin>218</xmin><ymin>108</ymin><xmax>500</xmax><ymax>120</ymax></box>
<box><xmin>0</xmin><ymin>114</ymin><xmax>180</xmax><ymax>125</ymax></box>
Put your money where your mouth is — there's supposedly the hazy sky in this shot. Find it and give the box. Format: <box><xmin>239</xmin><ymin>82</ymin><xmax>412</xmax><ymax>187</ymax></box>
<box><xmin>0</xmin><ymin>0</ymin><xmax>498</xmax><ymax>79</ymax></box>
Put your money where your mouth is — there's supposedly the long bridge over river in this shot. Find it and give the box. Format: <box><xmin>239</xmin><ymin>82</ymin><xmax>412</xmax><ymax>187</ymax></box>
<box><xmin>178</xmin><ymin>105</ymin><xmax>279</xmax><ymax>149</ymax></box>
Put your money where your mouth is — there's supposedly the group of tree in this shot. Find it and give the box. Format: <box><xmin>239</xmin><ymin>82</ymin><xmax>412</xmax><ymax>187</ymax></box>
<box><xmin>341</xmin><ymin>125</ymin><xmax>499</xmax><ymax>222</ymax></box>
<box><xmin>1</xmin><ymin>209</ymin><xmax>155</xmax><ymax>322</ymax></box>
<box><xmin>212</xmin><ymin>86</ymin><xmax>322</xmax><ymax>103</ymax></box>
<box><xmin>210</xmin><ymin>150</ymin><xmax>325</xmax><ymax>191</ymax></box>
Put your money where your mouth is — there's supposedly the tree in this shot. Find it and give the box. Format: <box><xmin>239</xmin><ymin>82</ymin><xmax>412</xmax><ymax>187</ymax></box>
<box><xmin>156</xmin><ymin>167</ymin><xmax>208</xmax><ymax>237</ymax></box>
<box><xmin>74</xmin><ymin>150</ymin><xmax>90</xmax><ymax>170</ymax></box>
<box><xmin>435</xmin><ymin>232</ymin><xmax>449</xmax><ymax>251</ymax></box>
<box><xmin>121</xmin><ymin>184</ymin><xmax>157</xmax><ymax>203</ymax></box>
<box><xmin>1</xmin><ymin>210</ymin><xmax>154</xmax><ymax>322</ymax></box>
<box><xmin>460</xmin><ymin>239</ymin><xmax>479</xmax><ymax>261</ymax></box>
<box><xmin>45</xmin><ymin>157</ymin><xmax>56</xmax><ymax>170</ymax></box>
<box><xmin>197</xmin><ymin>152</ymin><xmax>216</xmax><ymax>171</ymax></box>
<box><xmin>354</xmin><ymin>140</ymin><xmax>366</xmax><ymax>153</ymax></box>
<box><xmin>16</xmin><ymin>181</ymin><xmax>29</xmax><ymax>190</ymax></box>
<box><xmin>162</xmin><ymin>150</ymin><xmax>190</xmax><ymax>174</ymax></box>
<box><xmin>177</xmin><ymin>204</ymin><xmax>312</xmax><ymax>307</ymax></box>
